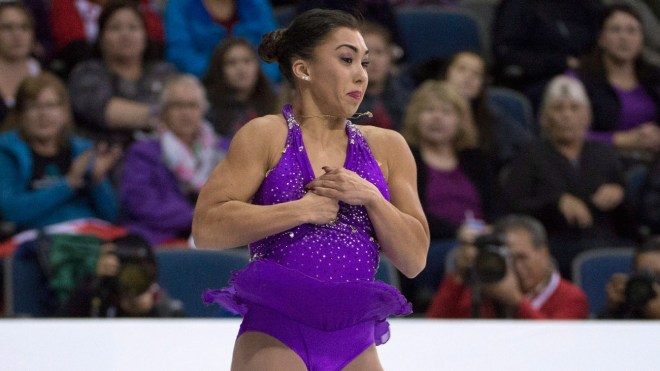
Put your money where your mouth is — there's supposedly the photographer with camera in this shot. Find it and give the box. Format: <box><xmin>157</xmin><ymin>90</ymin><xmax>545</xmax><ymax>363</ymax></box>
<box><xmin>600</xmin><ymin>236</ymin><xmax>660</xmax><ymax>319</ymax></box>
<box><xmin>426</xmin><ymin>214</ymin><xmax>589</xmax><ymax>319</ymax></box>
<box><xmin>60</xmin><ymin>234</ymin><xmax>184</xmax><ymax>318</ymax></box>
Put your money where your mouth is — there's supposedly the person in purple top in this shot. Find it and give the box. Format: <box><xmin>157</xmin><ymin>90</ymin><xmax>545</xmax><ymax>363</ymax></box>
<box><xmin>575</xmin><ymin>4</ymin><xmax>660</xmax><ymax>158</ymax></box>
<box><xmin>399</xmin><ymin>80</ymin><xmax>500</xmax><ymax>312</ymax></box>
<box><xmin>572</xmin><ymin>4</ymin><xmax>660</xmax><ymax>217</ymax></box>
<box><xmin>402</xmin><ymin>80</ymin><xmax>499</xmax><ymax>240</ymax></box>
<box><xmin>120</xmin><ymin>74</ymin><xmax>226</xmax><ymax>246</ymax></box>
<box><xmin>193</xmin><ymin>9</ymin><xmax>430</xmax><ymax>371</ymax></box>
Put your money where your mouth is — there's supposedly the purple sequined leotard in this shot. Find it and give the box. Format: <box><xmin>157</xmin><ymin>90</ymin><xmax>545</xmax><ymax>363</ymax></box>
<box><xmin>204</xmin><ymin>104</ymin><xmax>412</xmax><ymax>370</ymax></box>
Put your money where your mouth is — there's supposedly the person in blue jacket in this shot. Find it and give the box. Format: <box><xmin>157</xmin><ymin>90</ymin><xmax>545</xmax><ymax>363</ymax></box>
<box><xmin>0</xmin><ymin>73</ymin><xmax>121</xmax><ymax>232</ymax></box>
<box><xmin>164</xmin><ymin>0</ymin><xmax>280</xmax><ymax>83</ymax></box>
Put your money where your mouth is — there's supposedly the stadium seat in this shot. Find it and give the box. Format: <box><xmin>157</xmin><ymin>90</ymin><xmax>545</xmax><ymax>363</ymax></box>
<box><xmin>395</xmin><ymin>6</ymin><xmax>483</xmax><ymax>68</ymax></box>
<box><xmin>571</xmin><ymin>248</ymin><xmax>635</xmax><ymax>317</ymax></box>
<box><xmin>155</xmin><ymin>248</ymin><xmax>250</xmax><ymax>318</ymax></box>
<box><xmin>3</xmin><ymin>243</ymin><xmax>52</xmax><ymax>317</ymax></box>
<box><xmin>489</xmin><ymin>86</ymin><xmax>536</xmax><ymax>134</ymax></box>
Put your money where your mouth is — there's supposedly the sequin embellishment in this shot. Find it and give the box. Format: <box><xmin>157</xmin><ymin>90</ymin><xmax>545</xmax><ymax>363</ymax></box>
<box><xmin>249</xmin><ymin>104</ymin><xmax>390</xmax><ymax>282</ymax></box>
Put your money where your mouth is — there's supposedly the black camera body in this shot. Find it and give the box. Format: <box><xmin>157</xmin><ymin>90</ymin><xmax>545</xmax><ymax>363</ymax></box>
<box><xmin>625</xmin><ymin>272</ymin><xmax>659</xmax><ymax>309</ymax></box>
<box><xmin>98</xmin><ymin>239</ymin><xmax>157</xmax><ymax>301</ymax></box>
<box><xmin>473</xmin><ymin>234</ymin><xmax>509</xmax><ymax>284</ymax></box>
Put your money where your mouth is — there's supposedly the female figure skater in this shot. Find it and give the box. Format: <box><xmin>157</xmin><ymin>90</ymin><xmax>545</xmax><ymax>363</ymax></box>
<box><xmin>193</xmin><ymin>9</ymin><xmax>430</xmax><ymax>371</ymax></box>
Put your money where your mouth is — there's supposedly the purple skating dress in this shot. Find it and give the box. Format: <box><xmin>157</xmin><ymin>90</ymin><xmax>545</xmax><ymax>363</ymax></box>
<box><xmin>203</xmin><ymin>104</ymin><xmax>412</xmax><ymax>369</ymax></box>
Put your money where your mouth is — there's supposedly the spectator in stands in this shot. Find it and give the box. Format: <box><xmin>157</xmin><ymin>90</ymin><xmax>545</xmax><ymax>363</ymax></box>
<box><xmin>120</xmin><ymin>75</ymin><xmax>226</xmax><ymax>245</ymax></box>
<box><xmin>50</xmin><ymin>0</ymin><xmax>165</xmax><ymax>78</ymax></box>
<box><xmin>573</xmin><ymin>4</ymin><xmax>660</xmax><ymax>222</ymax></box>
<box><xmin>353</xmin><ymin>21</ymin><xmax>412</xmax><ymax>132</ymax></box>
<box><xmin>426</xmin><ymin>214</ymin><xmax>589</xmax><ymax>319</ymax></box>
<box><xmin>611</xmin><ymin>0</ymin><xmax>660</xmax><ymax>68</ymax></box>
<box><xmin>68</xmin><ymin>0</ymin><xmax>176</xmax><ymax>146</ymax></box>
<box><xmin>60</xmin><ymin>233</ymin><xmax>185</xmax><ymax>317</ymax></box>
<box><xmin>574</xmin><ymin>4</ymin><xmax>660</xmax><ymax>162</ymax></box>
<box><xmin>202</xmin><ymin>37</ymin><xmax>277</xmax><ymax>138</ymax></box>
<box><xmin>0</xmin><ymin>1</ymin><xmax>41</xmax><ymax>124</ymax></box>
<box><xmin>402</xmin><ymin>80</ymin><xmax>499</xmax><ymax>240</ymax></box>
<box><xmin>442</xmin><ymin>50</ymin><xmax>532</xmax><ymax>169</ymax></box>
<box><xmin>502</xmin><ymin>75</ymin><xmax>631</xmax><ymax>279</ymax></box>
<box><xmin>600</xmin><ymin>235</ymin><xmax>660</xmax><ymax>319</ymax></box>
<box><xmin>492</xmin><ymin>0</ymin><xmax>605</xmax><ymax>111</ymax></box>
<box><xmin>164</xmin><ymin>0</ymin><xmax>279</xmax><ymax>83</ymax></box>
<box><xmin>0</xmin><ymin>73</ymin><xmax>120</xmax><ymax>232</ymax></box>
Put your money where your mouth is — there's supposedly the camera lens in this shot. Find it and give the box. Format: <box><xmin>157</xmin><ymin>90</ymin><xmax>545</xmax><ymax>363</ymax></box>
<box><xmin>473</xmin><ymin>234</ymin><xmax>508</xmax><ymax>284</ymax></box>
<box><xmin>118</xmin><ymin>263</ymin><xmax>154</xmax><ymax>298</ymax></box>
<box><xmin>625</xmin><ymin>274</ymin><xmax>657</xmax><ymax>308</ymax></box>
<box><xmin>474</xmin><ymin>249</ymin><xmax>507</xmax><ymax>284</ymax></box>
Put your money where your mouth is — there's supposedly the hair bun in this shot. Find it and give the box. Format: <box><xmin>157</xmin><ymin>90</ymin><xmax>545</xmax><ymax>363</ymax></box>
<box><xmin>258</xmin><ymin>28</ymin><xmax>286</xmax><ymax>63</ymax></box>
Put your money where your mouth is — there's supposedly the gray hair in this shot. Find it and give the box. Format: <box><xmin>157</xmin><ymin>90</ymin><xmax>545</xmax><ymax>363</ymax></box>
<box><xmin>493</xmin><ymin>214</ymin><xmax>548</xmax><ymax>248</ymax></box>
<box><xmin>539</xmin><ymin>75</ymin><xmax>591</xmax><ymax>114</ymax></box>
<box><xmin>160</xmin><ymin>74</ymin><xmax>210</xmax><ymax>113</ymax></box>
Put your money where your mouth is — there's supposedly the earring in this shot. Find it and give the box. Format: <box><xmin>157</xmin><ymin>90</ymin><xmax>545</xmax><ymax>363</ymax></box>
<box><xmin>301</xmin><ymin>75</ymin><xmax>310</xmax><ymax>81</ymax></box>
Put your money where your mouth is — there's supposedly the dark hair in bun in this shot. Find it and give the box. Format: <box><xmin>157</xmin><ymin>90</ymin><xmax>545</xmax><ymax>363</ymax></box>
<box><xmin>258</xmin><ymin>9</ymin><xmax>359</xmax><ymax>84</ymax></box>
<box><xmin>258</xmin><ymin>28</ymin><xmax>286</xmax><ymax>63</ymax></box>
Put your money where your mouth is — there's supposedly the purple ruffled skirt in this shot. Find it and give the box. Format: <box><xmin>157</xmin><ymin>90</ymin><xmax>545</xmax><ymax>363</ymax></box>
<box><xmin>203</xmin><ymin>259</ymin><xmax>412</xmax><ymax>345</ymax></box>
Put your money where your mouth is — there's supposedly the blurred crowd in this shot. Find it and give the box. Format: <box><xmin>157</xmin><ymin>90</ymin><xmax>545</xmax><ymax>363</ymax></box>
<box><xmin>0</xmin><ymin>0</ymin><xmax>659</xmax><ymax>319</ymax></box>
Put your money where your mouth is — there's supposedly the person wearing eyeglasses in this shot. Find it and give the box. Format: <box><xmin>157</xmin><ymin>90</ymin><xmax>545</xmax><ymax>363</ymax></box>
<box><xmin>119</xmin><ymin>74</ymin><xmax>226</xmax><ymax>245</ymax></box>
<box><xmin>0</xmin><ymin>73</ymin><xmax>120</xmax><ymax>232</ymax></box>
